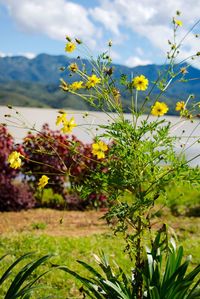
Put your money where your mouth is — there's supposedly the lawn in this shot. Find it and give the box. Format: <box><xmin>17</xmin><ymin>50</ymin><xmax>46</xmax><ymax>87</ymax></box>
<box><xmin>0</xmin><ymin>208</ymin><xmax>199</xmax><ymax>298</ymax></box>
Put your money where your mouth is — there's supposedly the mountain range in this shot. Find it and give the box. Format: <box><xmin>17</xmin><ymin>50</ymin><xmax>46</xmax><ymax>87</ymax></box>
<box><xmin>0</xmin><ymin>54</ymin><xmax>199</xmax><ymax>114</ymax></box>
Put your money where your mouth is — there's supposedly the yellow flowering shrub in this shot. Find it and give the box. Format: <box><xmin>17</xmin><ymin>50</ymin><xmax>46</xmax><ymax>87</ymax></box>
<box><xmin>4</xmin><ymin>12</ymin><xmax>200</xmax><ymax>298</ymax></box>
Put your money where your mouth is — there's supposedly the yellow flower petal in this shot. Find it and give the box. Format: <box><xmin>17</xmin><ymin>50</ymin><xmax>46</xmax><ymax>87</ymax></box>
<box><xmin>86</xmin><ymin>74</ymin><xmax>101</xmax><ymax>88</ymax></box>
<box><xmin>7</xmin><ymin>151</ymin><xmax>23</xmax><ymax>169</ymax></box>
<box><xmin>56</xmin><ymin>113</ymin><xmax>67</xmax><ymax>126</ymax></box>
<box><xmin>174</xmin><ymin>19</ymin><xmax>183</xmax><ymax>26</ymax></box>
<box><xmin>151</xmin><ymin>101</ymin><xmax>169</xmax><ymax>116</ymax></box>
<box><xmin>96</xmin><ymin>151</ymin><xmax>105</xmax><ymax>159</ymax></box>
<box><xmin>92</xmin><ymin>143</ymin><xmax>100</xmax><ymax>150</ymax></box>
<box><xmin>38</xmin><ymin>175</ymin><xmax>49</xmax><ymax>189</ymax></box>
<box><xmin>176</xmin><ymin>101</ymin><xmax>185</xmax><ymax>111</ymax></box>
<box><xmin>132</xmin><ymin>75</ymin><xmax>148</xmax><ymax>91</ymax></box>
<box><xmin>99</xmin><ymin>141</ymin><xmax>108</xmax><ymax>151</ymax></box>
<box><xmin>61</xmin><ymin>117</ymin><xmax>77</xmax><ymax>133</ymax></box>
<box><xmin>65</xmin><ymin>42</ymin><xmax>76</xmax><ymax>53</ymax></box>
<box><xmin>92</xmin><ymin>141</ymin><xmax>108</xmax><ymax>159</ymax></box>
<box><xmin>70</xmin><ymin>81</ymin><xmax>84</xmax><ymax>91</ymax></box>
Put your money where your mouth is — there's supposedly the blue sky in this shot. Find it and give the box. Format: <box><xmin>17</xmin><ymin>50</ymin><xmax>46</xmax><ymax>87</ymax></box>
<box><xmin>0</xmin><ymin>0</ymin><xmax>200</xmax><ymax>68</ymax></box>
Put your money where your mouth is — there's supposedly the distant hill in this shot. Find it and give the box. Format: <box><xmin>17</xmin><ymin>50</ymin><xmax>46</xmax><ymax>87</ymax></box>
<box><xmin>0</xmin><ymin>54</ymin><xmax>200</xmax><ymax>114</ymax></box>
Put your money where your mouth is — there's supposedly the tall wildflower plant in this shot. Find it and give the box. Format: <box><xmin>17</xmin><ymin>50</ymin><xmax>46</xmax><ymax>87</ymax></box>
<box><xmin>5</xmin><ymin>13</ymin><xmax>200</xmax><ymax>298</ymax></box>
<box><xmin>58</xmin><ymin>14</ymin><xmax>200</xmax><ymax>297</ymax></box>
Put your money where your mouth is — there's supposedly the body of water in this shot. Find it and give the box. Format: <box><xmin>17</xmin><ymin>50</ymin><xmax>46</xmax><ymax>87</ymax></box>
<box><xmin>1</xmin><ymin>106</ymin><xmax>200</xmax><ymax>165</ymax></box>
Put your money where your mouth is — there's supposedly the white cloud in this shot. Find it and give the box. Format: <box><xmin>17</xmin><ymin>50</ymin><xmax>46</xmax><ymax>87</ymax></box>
<box><xmin>124</xmin><ymin>56</ymin><xmax>152</xmax><ymax>67</ymax></box>
<box><xmin>110</xmin><ymin>49</ymin><xmax>121</xmax><ymax>60</ymax></box>
<box><xmin>2</xmin><ymin>0</ymin><xmax>100</xmax><ymax>48</ymax></box>
<box><xmin>18</xmin><ymin>52</ymin><xmax>36</xmax><ymax>59</ymax></box>
<box><xmin>90</xmin><ymin>6</ymin><xmax>121</xmax><ymax>35</ymax></box>
<box><xmin>0</xmin><ymin>51</ymin><xmax>13</xmax><ymax>57</ymax></box>
<box><xmin>90</xmin><ymin>0</ymin><xmax>200</xmax><ymax>67</ymax></box>
<box><xmin>1</xmin><ymin>0</ymin><xmax>200</xmax><ymax>67</ymax></box>
<box><xmin>0</xmin><ymin>51</ymin><xmax>6</xmax><ymax>57</ymax></box>
<box><xmin>135</xmin><ymin>47</ymin><xmax>145</xmax><ymax>56</ymax></box>
<box><xmin>0</xmin><ymin>51</ymin><xmax>36</xmax><ymax>58</ymax></box>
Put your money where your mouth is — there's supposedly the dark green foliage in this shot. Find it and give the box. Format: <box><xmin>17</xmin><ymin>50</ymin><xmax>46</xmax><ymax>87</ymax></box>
<box><xmin>58</xmin><ymin>232</ymin><xmax>200</xmax><ymax>299</ymax></box>
<box><xmin>0</xmin><ymin>81</ymin><xmax>90</xmax><ymax>110</ymax></box>
<box><xmin>0</xmin><ymin>253</ymin><xmax>53</xmax><ymax>299</ymax></box>
<box><xmin>58</xmin><ymin>251</ymin><xmax>135</xmax><ymax>299</ymax></box>
<box><xmin>143</xmin><ymin>232</ymin><xmax>200</xmax><ymax>299</ymax></box>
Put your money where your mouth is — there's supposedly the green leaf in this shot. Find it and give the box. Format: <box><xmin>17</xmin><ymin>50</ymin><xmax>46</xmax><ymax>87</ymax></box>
<box><xmin>149</xmin><ymin>286</ymin><xmax>160</xmax><ymax>299</ymax></box>
<box><xmin>57</xmin><ymin>265</ymin><xmax>103</xmax><ymax>299</ymax></box>
<box><xmin>77</xmin><ymin>260</ymin><xmax>103</xmax><ymax>280</ymax></box>
<box><xmin>5</xmin><ymin>254</ymin><xmax>53</xmax><ymax>299</ymax></box>
<box><xmin>103</xmin><ymin>280</ymin><xmax>131</xmax><ymax>299</ymax></box>
<box><xmin>187</xmin><ymin>279</ymin><xmax>200</xmax><ymax>298</ymax></box>
<box><xmin>0</xmin><ymin>253</ymin><xmax>34</xmax><ymax>287</ymax></box>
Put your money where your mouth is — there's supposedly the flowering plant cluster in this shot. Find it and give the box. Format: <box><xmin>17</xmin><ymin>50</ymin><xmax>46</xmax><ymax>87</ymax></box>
<box><xmin>5</xmin><ymin>12</ymin><xmax>200</xmax><ymax>298</ymax></box>
<box><xmin>59</xmin><ymin>13</ymin><xmax>200</xmax><ymax>297</ymax></box>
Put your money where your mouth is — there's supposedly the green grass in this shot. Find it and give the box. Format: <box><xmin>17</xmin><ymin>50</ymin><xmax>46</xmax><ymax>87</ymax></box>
<box><xmin>120</xmin><ymin>182</ymin><xmax>200</xmax><ymax>217</ymax></box>
<box><xmin>0</xmin><ymin>220</ymin><xmax>199</xmax><ymax>298</ymax></box>
<box><xmin>0</xmin><ymin>183</ymin><xmax>199</xmax><ymax>298</ymax></box>
<box><xmin>1</xmin><ymin>180</ymin><xmax>200</xmax><ymax>298</ymax></box>
<box><xmin>31</xmin><ymin>221</ymin><xmax>47</xmax><ymax>230</ymax></box>
<box><xmin>0</xmin><ymin>180</ymin><xmax>199</xmax><ymax>297</ymax></box>
<box><xmin>162</xmin><ymin>182</ymin><xmax>200</xmax><ymax>216</ymax></box>
<box><xmin>0</xmin><ymin>233</ymin><xmax>129</xmax><ymax>298</ymax></box>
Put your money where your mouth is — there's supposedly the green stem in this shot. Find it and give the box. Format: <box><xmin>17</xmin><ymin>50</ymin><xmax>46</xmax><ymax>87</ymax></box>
<box><xmin>135</xmin><ymin>214</ymin><xmax>143</xmax><ymax>299</ymax></box>
<box><xmin>135</xmin><ymin>89</ymin><xmax>138</xmax><ymax>114</ymax></box>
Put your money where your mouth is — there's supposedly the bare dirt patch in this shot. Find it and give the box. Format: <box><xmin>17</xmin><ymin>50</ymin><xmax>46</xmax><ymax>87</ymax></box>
<box><xmin>0</xmin><ymin>208</ymin><xmax>199</xmax><ymax>238</ymax></box>
<box><xmin>0</xmin><ymin>209</ymin><xmax>108</xmax><ymax>237</ymax></box>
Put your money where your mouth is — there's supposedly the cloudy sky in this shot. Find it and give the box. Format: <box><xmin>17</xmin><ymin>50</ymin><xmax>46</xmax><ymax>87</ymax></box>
<box><xmin>0</xmin><ymin>0</ymin><xmax>200</xmax><ymax>68</ymax></box>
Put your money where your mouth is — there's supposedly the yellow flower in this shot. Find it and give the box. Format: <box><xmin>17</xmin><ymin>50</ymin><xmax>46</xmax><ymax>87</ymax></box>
<box><xmin>86</xmin><ymin>74</ymin><xmax>101</xmax><ymax>88</ymax></box>
<box><xmin>38</xmin><ymin>175</ymin><xmax>49</xmax><ymax>189</ymax></box>
<box><xmin>132</xmin><ymin>75</ymin><xmax>148</xmax><ymax>91</ymax></box>
<box><xmin>92</xmin><ymin>141</ymin><xmax>108</xmax><ymax>159</ymax></box>
<box><xmin>7</xmin><ymin>151</ymin><xmax>23</xmax><ymax>169</ymax></box>
<box><xmin>56</xmin><ymin>112</ymin><xmax>67</xmax><ymax>126</ymax></box>
<box><xmin>70</xmin><ymin>81</ymin><xmax>84</xmax><ymax>91</ymax></box>
<box><xmin>176</xmin><ymin>101</ymin><xmax>185</xmax><ymax>111</ymax></box>
<box><xmin>151</xmin><ymin>101</ymin><xmax>169</xmax><ymax>116</ymax></box>
<box><xmin>68</xmin><ymin>63</ymin><xmax>78</xmax><ymax>72</ymax></box>
<box><xmin>65</xmin><ymin>42</ymin><xmax>76</xmax><ymax>53</ymax></box>
<box><xmin>61</xmin><ymin>117</ymin><xmax>77</xmax><ymax>133</ymax></box>
<box><xmin>174</xmin><ymin>19</ymin><xmax>183</xmax><ymax>26</ymax></box>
